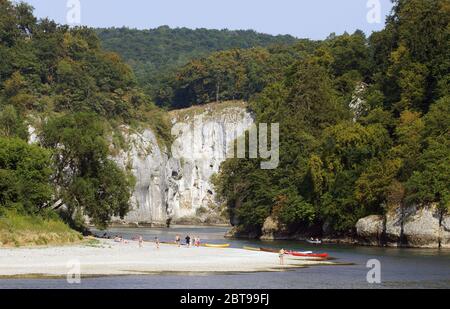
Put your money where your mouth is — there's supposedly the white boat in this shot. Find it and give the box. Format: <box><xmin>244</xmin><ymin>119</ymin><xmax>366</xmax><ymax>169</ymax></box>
<box><xmin>306</xmin><ymin>239</ymin><xmax>322</xmax><ymax>244</ymax></box>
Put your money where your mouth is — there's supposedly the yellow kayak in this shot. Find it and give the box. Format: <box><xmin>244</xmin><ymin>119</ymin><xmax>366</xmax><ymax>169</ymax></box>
<box><xmin>243</xmin><ymin>246</ymin><xmax>260</xmax><ymax>251</ymax></box>
<box><xmin>204</xmin><ymin>244</ymin><xmax>231</xmax><ymax>248</ymax></box>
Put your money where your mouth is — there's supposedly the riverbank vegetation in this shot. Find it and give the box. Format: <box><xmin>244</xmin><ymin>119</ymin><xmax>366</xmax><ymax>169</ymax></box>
<box><xmin>0</xmin><ymin>0</ymin><xmax>448</xmax><ymax>243</ymax></box>
<box><xmin>212</xmin><ymin>0</ymin><xmax>449</xmax><ymax>237</ymax></box>
<box><xmin>0</xmin><ymin>0</ymin><xmax>158</xmax><ymax>237</ymax></box>
<box><xmin>0</xmin><ymin>211</ymin><xmax>81</xmax><ymax>247</ymax></box>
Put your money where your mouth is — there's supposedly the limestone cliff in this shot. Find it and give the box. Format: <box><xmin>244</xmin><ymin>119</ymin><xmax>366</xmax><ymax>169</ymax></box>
<box><xmin>356</xmin><ymin>204</ymin><xmax>450</xmax><ymax>249</ymax></box>
<box><xmin>113</xmin><ymin>101</ymin><xmax>254</xmax><ymax>226</ymax></box>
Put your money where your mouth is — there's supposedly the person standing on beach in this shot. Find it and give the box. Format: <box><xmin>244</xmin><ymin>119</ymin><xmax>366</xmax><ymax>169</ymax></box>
<box><xmin>155</xmin><ymin>237</ymin><xmax>160</xmax><ymax>250</ymax></box>
<box><xmin>195</xmin><ymin>236</ymin><xmax>201</xmax><ymax>247</ymax></box>
<box><xmin>175</xmin><ymin>235</ymin><xmax>181</xmax><ymax>247</ymax></box>
<box><xmin>279</xmin><ymin>249</ymin><xmax>286</xmax><ymax>266</ymax></box>
<box><xmin>185</xmin><ymin>235</ymin><xmax>191</xmax><ymax>248</ymax></box>
<box><xmin>138</xmin><ymin>235</ymin><xmax>144</xmax><ymax>248</ymax></box>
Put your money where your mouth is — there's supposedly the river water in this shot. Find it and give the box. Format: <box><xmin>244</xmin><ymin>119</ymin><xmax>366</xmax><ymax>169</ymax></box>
<box><xmin>1</xmin><ymin>226</ymin><xmax>449</xmax><ymax>289</ymax></box>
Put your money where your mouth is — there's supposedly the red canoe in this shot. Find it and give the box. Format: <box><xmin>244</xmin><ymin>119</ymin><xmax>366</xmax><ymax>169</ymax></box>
<box><xmin>289</xmin><ymin>251</ymin><xmax>329</xmax><ymax>258</ymax></box>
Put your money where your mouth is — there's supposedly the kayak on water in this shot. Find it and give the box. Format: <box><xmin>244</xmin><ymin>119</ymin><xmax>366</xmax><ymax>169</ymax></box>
<box><xmin>204</xmin><ymin>244</ymin><xmax>231</xmax><ymax>248</ymax></box>
<box><xmin>307</xmin><ymin>239</ymin><xmax>322</xmax><ymax>244</ymax></box>
<box><xmin>289</xmin><ymin>252</ymin><xmax>329</xmax><ymax>258</ymax></box>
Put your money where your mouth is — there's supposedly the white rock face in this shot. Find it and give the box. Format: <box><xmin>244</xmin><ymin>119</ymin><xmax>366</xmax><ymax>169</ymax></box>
<box><xmin>356</xmin><ymin>204</ymin><xmax>450</xmax><ymax>248</ymax></box>
<box><xmin>356</xmin><ymin>215</ymin><xmax>384</xmax><ymax>246</ymax></box>
<box><xmin>260</xmin><ymin>216</ymin><xmax>288</xmax><ymax>240</ymax></box>
<box><xmin>114</xmin><ymin>104</ymin><xmax>254</xmax><ymax>225</ymax></box>
<box><xmin>113</xmin><ymin>128</ymin><xmax>170</xmax><ymax>224</ymax></box>
<box><xmin>441</xmin><ymin>215</ymin><xmax>450</xmax><ymax>249</ymax></box>
<box><xmin>27</xmin><ymin>125</ymin><xmax>39</xmax><ymax>144</ymax></box>
<box><xmin>403</xmin><ymin>205</ymin><xmax>441</xmax><ymax>248</ymax></box>
<box><xmin>385</xmin><ymin>207</ymin><xmax>403</xmax><ymax>245</ymax></box>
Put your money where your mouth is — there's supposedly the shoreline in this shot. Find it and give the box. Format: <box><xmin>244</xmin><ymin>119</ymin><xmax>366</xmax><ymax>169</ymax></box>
<box><xmin>0</xmin><ymin>239</ymin><xmax>342</xmax><ymax>278</ymax></box>
<box><xmin>95</xmin><ymin>225</ymin><xmax>448</xmax><ymax>249</ymax></box>
<box><xmin>226</xmin><ymin>231</ymin><xmax>450</xmax><ymax>249</ymax></box>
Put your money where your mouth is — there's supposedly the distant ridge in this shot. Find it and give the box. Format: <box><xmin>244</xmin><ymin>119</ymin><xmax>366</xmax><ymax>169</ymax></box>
<box><xmin>96</xmin><ymin>26</ymin><xmax>298</xmax><ymax>95</ymax></box>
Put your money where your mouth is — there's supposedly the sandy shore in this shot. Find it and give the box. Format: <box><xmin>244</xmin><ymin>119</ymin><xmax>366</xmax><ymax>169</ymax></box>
<box><xmin>0</xmin><ymin>239</ymin><xmax>338</xmax><ymax>277</ymax></box>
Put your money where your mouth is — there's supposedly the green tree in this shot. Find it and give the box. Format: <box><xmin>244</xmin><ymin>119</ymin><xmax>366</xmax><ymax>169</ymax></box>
<box><xmin>0</xmin><ymin>137</ymin><xmax>54</xmax><ymax>215</ymax></box>
<box><xmin>391</xmin><ymin>110</ymin><xmax>425</xmax><ymax>180</ymax></box>
<box><xmin>406</xmin><ymin>137</ymin><xmax>449</xmax><ymax>211</ymax></box>
<box><xmin>406</xmin><ymin>96</ymin><xmax>450</xmax><ymax>210</ymax></box>
<box><xmin>41</xmin><ymin>113</ymin><xmax>134</xmax><ymax>229</ymax></box>
<box><xmin>0</xmin><ymin>105</ymin><xmax>28</xmax><ymax>140</ymax></box>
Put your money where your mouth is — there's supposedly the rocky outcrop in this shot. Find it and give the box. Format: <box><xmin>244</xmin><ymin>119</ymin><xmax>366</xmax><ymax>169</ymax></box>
<box><xmin>384</xmin><ymin>207</ymin><xmax>403</xmax><ymax>246</ymax></box>
<box><xmin>441</xmin><ymin>216</ymin><xmax>450</xmax><ymax>248</ymax></box>
<box><xmin>356</xmin><ymin>204</ymin><xmax>449</xmax><ymax>248</ymax></box>
<box><xmin>355</xmin><ymin>215</ymin><xmax>384</xmax><ymax>246</ymax></box>
<box><xmin>260</xmin><ymin>216</ymin><xmax>289</xmax><ymax>240</ymax></box>
<box><xmin>113</xmin><ymin>102</ymin><xmax>254</xmax><ymax>226</ymax></box>
<box><xmin>112</xmin><ymin>128</ymin><xmax>170</xmax><ymax>225</ymax></box>
<box><xmin>402</xmin><ymin>205</ymin><xmax>441</xmax><ymax>248</ymax></box>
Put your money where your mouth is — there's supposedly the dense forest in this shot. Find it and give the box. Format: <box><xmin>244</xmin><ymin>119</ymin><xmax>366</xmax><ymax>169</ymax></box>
<box><xmin>0</xmin><ymin>0</ymin><xmax>170</xmax><ymax>231</ymax></box>
<box><xmin>96</xmin><ymin>27</ymin><xmax>298</xmax><ymax>104</ymax></box>
<box><xmin>212</xmin><ymin>0</ymin><xmax>450</xmax><ymax>236</ymax></box>
<box><xmin>0</xmin><ymin>0</ymin><xmax>448</xmax><ymax>240</ymax></box>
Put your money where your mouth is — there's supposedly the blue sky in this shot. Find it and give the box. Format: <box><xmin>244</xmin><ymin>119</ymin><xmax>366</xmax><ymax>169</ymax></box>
<box><xmin>20</xmin><ymin>0</ymin><xmax>393</xmax><ymax>39</ymax></box>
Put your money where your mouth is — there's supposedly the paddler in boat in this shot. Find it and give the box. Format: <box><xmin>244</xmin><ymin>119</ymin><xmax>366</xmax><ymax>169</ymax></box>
<box><xmin>279</xmin><ymin>249</ymin><xmax>286</xmax><ymax>265</ymax></box>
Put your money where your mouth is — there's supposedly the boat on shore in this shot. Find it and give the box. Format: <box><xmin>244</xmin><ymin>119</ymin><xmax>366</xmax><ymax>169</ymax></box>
<box><xmin>204</xmin><ymin>244</ymin><xmax>231</xmax><ymax>248</ymax></box>
<box><xmin>289</xmin><ymin>251</ymin><xmax>329</xmax><ymax>259</ymax></box>
<box><xmin>288</xmin><ymin>255</ymin><xmax>326</xmax><ymax>261</ymax></box>
<box><xmin>261</xmin><ymin>247</ymin><xmax>329</xmax><ymax>259</ymax></box>
<box><xmin>260</xmin><ymin>248</ymin><xmax>312</xmax><ymax>254</ymax></box>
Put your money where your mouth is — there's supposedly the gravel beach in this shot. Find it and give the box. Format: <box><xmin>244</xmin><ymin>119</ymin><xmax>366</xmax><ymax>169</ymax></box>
<box><xmin>0</xmin><ymin>239</ymin><xmax>336</xmax><ymax>277</ymax></box>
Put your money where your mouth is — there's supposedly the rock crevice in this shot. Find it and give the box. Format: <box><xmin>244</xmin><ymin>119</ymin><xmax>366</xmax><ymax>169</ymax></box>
<box><xmin>113</xmin><ymin>103</ymin><xmax>254</xmax><ymax>226</ymax></box>
<box><xmin>356</xmin><ymin>204</ymin><xmax>449</xmax><ymax>248</ymax></box>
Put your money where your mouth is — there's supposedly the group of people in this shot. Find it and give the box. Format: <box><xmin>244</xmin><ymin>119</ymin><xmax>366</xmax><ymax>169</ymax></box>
<box><xmin>126</xmin><ymin>234</ymin><xmax>201</xmax><ymax>249</ymax></box>
<box><xmin>100</xmin><ymin>232</ymin><xmax>287</xmax><ymax>266</ymax></box>
<box><xmin>180</xmin><ymin>235</ymin><xmax>201</xmax><ymax>247</ymax></box>
<box><xmin>138</xmin><ymin>235</ymin><xmax>160</xmax><ymax>249</ymax></box>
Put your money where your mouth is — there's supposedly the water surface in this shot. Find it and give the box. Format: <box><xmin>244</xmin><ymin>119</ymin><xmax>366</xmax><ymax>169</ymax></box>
<box><xmin>1</xmin><ymin>226</ymin><xmax>449</xmax><ymax>289</ymax></box>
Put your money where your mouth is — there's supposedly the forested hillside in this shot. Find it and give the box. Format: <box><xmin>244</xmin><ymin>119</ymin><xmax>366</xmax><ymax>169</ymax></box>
<box><xmin>0</xmin><ymin>0</ymin><xmax>169</xmax><ymax>234</ymax></box>
<box><xmin>96</xmin><ymin>27</ymin><xmax>298</xmax><ymax>103</ymax></box>
<box><xmin>212</xmin><ymin>0</ymin><xmax>450</xmax><ymax>237</ymax></box>
<box><xmin>0</xmin><ymin>0</ymin><xmax>448</xmax><ymax>242</ymax></box>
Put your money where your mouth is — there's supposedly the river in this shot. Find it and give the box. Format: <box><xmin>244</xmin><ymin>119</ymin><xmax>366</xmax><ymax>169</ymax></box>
<box><xmin>1</xmin><ymin>226</ymin><xmax>449</xmax><ymax>289</ymax></box>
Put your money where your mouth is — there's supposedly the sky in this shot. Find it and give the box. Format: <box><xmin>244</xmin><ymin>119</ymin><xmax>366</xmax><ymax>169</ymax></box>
<box><xmin>19</xmin><ymin>0</ymin><xmax>394</xmax><ymax>40</ymax></box>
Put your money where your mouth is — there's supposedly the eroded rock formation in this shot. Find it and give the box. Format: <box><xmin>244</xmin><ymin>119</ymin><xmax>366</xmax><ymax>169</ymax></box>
<box><xmin>113</xmin><ymin>102</ymin><xmax>254</xmax><ymax>226</ymax></box>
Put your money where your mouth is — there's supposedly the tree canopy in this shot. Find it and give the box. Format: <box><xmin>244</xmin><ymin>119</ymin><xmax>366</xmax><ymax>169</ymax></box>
<box><xmin>96</xmin><ymin>26</ymin><xmax>299</xmax><ymax>101</ymax></box>
<box><xmin>213</xmin><ymin>0</ymin><xmax>450</xmax><ymax>236</ymax></box>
